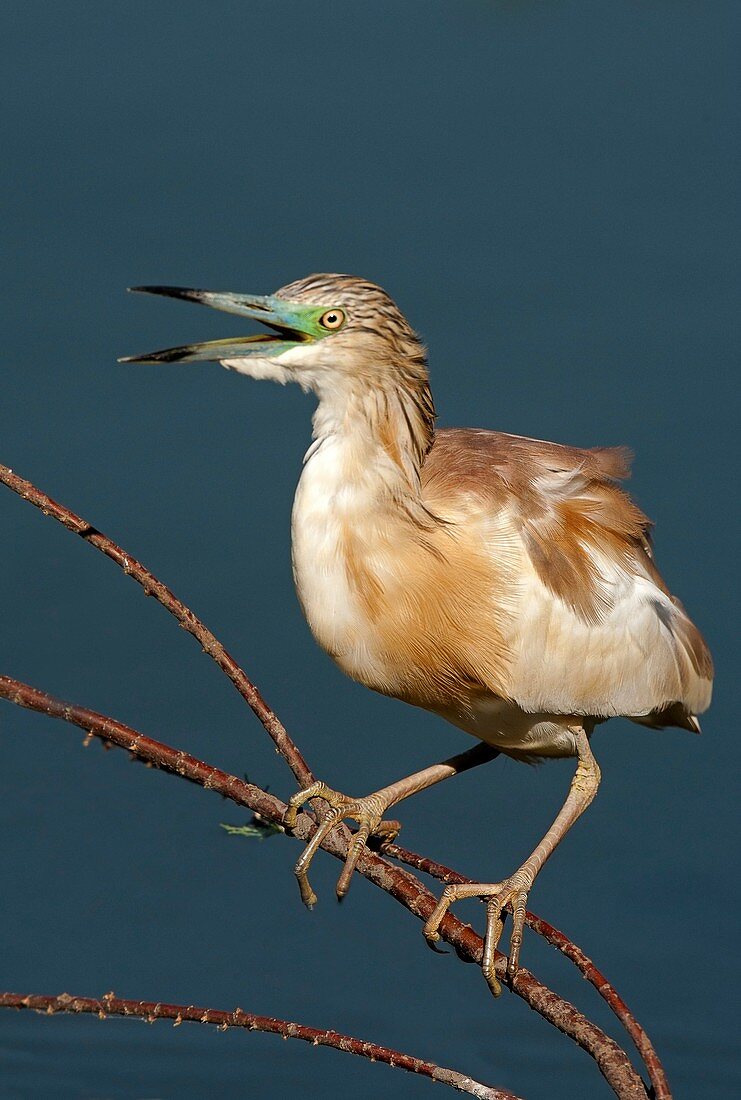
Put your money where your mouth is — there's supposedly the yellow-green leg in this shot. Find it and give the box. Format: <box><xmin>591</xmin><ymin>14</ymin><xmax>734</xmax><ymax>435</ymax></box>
<box><xmin>423</xmin><ymin>727</ymin><xmax>601</xmax><ymax>996</ymax></box>
<box><xmin>283</xmin><ymin>742</ymin><xmax>498</xmax><ymax>908</ymax></box>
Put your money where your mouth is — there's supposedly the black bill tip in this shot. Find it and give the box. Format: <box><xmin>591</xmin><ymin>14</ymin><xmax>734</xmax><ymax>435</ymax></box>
<box><xmin>118</xmin><ymin>344</ymin><xmax>196</xmax><ymax>364</ymax></box>
<box><xmin>127</xmin><ymin>285</ymin><xmax>207</xmax><ymax>304</ymax></box>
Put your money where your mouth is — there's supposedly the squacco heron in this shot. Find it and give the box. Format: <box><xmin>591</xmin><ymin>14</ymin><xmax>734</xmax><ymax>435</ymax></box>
<box><xmin>123</xmin><ymin>274</ymin><xmax>713</xmax><ymax>995</ymax></box>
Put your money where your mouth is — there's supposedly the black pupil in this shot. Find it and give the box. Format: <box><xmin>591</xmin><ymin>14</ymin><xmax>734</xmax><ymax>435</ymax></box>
<box><xmin>326</xmin><ymin>313</ymin><xmax>337</xmax><ymax>325</ymax></box>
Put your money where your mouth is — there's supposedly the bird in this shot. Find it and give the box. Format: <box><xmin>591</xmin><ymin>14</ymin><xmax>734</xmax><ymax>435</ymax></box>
<box><xmin>122</xmin><ymin>274</ymin><xmax>713</xmax><ymax>995</ymax></box>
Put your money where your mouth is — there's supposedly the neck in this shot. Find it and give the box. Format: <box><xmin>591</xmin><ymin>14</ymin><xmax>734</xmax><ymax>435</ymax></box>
<box><xmin>291</xmin><ymin>372</ymin><xmax>437</xmax><ymax>675</ymax></box>
<box><xmin>308</xmin><ymin>375</ymin><xmax>436</xmax><ymax>508</ymax></box>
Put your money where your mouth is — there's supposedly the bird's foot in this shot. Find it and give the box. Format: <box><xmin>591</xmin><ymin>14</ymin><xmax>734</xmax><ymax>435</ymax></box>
<box><xmin>422</xmin><ymin>868</ymin><xmax>534</xmax><ymax>997</ymax></box>
<box><xmin>283</xmin><ymin>781</ymin><xmax>401</xmax><ymax>908</ymax></box>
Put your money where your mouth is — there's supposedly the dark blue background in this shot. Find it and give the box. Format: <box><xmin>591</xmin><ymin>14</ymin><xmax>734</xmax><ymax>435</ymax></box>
<box><xmin>1</xmin><ymin>3</ymin><xmax>738</xmax><ymax>1097</ymax></box>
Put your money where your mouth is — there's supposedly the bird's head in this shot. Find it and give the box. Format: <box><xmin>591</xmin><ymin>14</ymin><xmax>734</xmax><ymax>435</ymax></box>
<box><xmin>120</xmin><ymin>274</ymin><xmax>427</xmax><ymax>396</ymax></box>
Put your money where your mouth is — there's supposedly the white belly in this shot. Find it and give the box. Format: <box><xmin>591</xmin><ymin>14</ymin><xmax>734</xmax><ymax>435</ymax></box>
<box><xmin>291</xmin><ymin>436</ymin><xmax>387</xmax><ymax>683</ymax></box>
<box><xmin>438</xmin><ymin>696</ymin><xmax>586</xmax><ymax>760</ymax></box>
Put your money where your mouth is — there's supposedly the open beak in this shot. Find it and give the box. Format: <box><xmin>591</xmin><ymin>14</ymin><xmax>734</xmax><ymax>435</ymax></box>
<box><xmin>119</xmin><ymin>286</ymin><xmax>316</xmax><ymax>363</ymax></box>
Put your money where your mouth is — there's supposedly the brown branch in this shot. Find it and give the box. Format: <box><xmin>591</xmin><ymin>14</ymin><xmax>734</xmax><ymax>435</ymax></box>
<box><xmin>523</xmin><ymin>914</ymin><xmax>669</xmax><ymax>1100</ymax></box>
<box><xmin>0</xmin><ymin>991</ymin><xmax>518</xmax><ymax>1100</ymax></box>
<box><xmin>0</xmin><ymin>675</ymin><xmax>650</xmax><ymax>1100</ymax></box>
<box><xmin>0</xmin><ymin>463</ymin><xmax>313</xmax><ymax>787</ymax></box>
<box><xmin>385</xmin><ymin>845</ymin><xmax>670</xmax><ymax>1100</ymax></box>
<box><xmin>0</xmin><ymin>463</ymin><xmax>660</xmax><ymax>1097</ymax></box>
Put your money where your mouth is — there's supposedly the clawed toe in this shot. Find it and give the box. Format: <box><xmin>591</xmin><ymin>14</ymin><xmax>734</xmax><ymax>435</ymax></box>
<box><xmin>422</xmin><ymin>873</ymin><xmax>532</xmax><ymax>997</ymax></box>
<box><xmin>423</xmin><ymin>927</ymin><xmax>448</xmax><ymax>955</ymax></box>
<box><xmin>283</xmin><ymin>781</ymin><xmax>401</xmax><ymax>908</ymax></box>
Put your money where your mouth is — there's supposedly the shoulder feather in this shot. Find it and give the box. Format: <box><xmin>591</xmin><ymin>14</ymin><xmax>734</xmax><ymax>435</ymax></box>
<box><xmin>424</xmin><ymin>428</ymin><xmax>651</xmax><ymax>623</ymax></box>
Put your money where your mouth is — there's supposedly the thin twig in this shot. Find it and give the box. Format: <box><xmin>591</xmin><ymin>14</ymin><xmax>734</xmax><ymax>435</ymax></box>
<box><xmin>386</xmin><ymin>845</ymin><xmax>670</xmax><ymax>1100</ymax></box>
<box><xmin>0</xmin><ymin>675</ymin><xmax>274</xmax><ymax>816</ymax></box>
<box><xmin>0</xmin><ymin>676</ymin><xmax>650</xmax><ymax>1100</ymax></box>
<box><xmin>0</xmin><ymin>463</ymin><xmax>313</xmax><ymax>787</ymax></box>
<box><xmin>0</xmin><ymin>991</ymin><xmax>518</xmax><ymax>1100</ymax></box>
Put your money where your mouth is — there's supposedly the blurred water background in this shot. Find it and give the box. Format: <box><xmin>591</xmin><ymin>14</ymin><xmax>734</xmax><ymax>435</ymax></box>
<box><xmin>1</xmin><ymin>3</ymin><xmax>739</xmax><ymax>1097</ymax></box>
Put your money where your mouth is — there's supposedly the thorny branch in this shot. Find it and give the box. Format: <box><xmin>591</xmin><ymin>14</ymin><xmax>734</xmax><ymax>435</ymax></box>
<box><xmin>0</xmin><ymin>992</ymin><xmax>518</xmax><ymax>1100</ymax></box>
<box><xmin>1</xmin><ymin>675</ymin><xmax>649</xmax><ymax>1100</ymax></box>
<box><xmin>386</xmin><ymin>846</ymin><xmax>670</xmax><ymax>1100</ymax></box>
<box><xmin>0</xmin><ymin>463</ymin><xmax>667</xmax><ymax>1099</ymax></box>
<box><xmin>0</xmin><ymin>463</ymin><xmax>313</xmax><ymax>788</ymax></box>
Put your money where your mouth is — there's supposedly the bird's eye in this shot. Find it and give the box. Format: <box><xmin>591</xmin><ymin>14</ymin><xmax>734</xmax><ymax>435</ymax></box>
<box><xmin>319</xmin><ymin>309</ymin><xmax>345</xmax><ymax>330</ymax></box>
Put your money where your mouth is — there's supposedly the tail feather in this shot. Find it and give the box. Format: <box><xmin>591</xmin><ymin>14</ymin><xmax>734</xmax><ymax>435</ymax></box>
<box><xmin>631</xmin><ymin>704</ymin><xmax>702</xmax><ymax>734</ymax></box>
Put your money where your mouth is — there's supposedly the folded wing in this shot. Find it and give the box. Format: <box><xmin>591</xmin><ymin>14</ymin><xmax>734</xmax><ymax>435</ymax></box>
<box><xmin>423</xmin><ymin>429</ymin><xmax>713</xmax><ymax>728</ymax></box>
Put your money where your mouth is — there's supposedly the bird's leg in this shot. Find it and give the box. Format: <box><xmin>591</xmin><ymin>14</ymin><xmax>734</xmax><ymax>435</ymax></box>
<box><xmin>423</xmin><ymin>727</ymin><xmax>600</xmax><ymax>996</ymax></box>
<box><xmin>283</xmin><ymin>742</ymin><xmax>498</xmax><ymax>908</ymax></box>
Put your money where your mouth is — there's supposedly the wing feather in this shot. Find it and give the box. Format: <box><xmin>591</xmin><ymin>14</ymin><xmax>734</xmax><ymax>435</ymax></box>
<box><xmin>422</xmin><ymin>429</ymin><xmax>713</xmax><ymax>726</ymax></box>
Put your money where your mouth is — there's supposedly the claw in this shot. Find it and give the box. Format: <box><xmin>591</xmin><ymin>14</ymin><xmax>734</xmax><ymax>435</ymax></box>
<box><xmin>299</xmin><ymin>880</ymin><xmax>318</xmax><ymax>910</ymax></box>
<box><xmin>283</xmin><ymin>780</ymin><xmax>400</xmax><ymax>908</ymax></box>
<box><xmin>336</xmin><ymin>823</ymin><xmax>372</xmax><ymax>899</ymax></box>
<box><xmin>422</xmin><ymin>872</ymin><xmax>533</xmax><ymax>996</ymax></box>
<box><xmin>484</xmin><ymin>970</ymin><xmax>503</xmax><ymax>998</ymax></box>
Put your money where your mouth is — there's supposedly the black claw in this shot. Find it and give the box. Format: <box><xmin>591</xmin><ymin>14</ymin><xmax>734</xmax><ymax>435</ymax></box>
<box><xmin>424</xmin><ymin>936</ymin><xmax>448</xmax><ymax>955</ymax></box>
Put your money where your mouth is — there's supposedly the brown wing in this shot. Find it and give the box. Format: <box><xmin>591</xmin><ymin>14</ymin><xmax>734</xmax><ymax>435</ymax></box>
<box><xmin>422</xmin><ymin>428</ymin><xmax>713</xmax><ymax>727</ymax></box>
